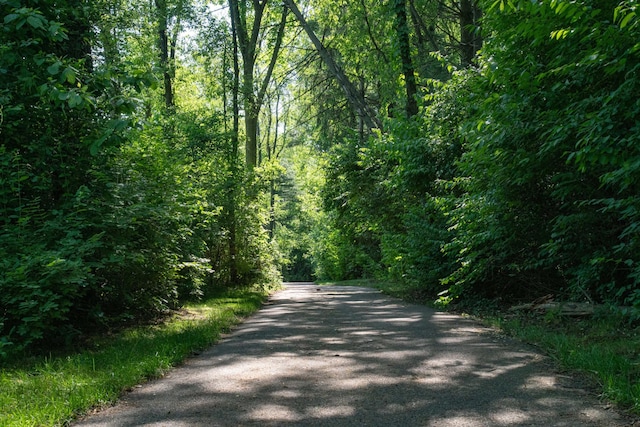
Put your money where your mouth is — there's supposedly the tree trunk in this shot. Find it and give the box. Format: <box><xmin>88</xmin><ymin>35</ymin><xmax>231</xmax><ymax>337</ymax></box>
<box><xmin>245</xmin><ymin>100</ymin><xmax>259</xmax><ymax>167</ymax></box>
<box><xmin>284</xmin><ymin>0</ymin><xmax>382</xmax><ymax>130</ymax></box>
<box><xmin>227</xmin><ymin>0</ymin><xmax>241</xmax><ymax>285</ymax></box>
<box><xmin>460</xmin><ymin>0</ymin><xmax>482</xmax><ymax>67</ymax></box>
<box><xmin>229</xmin><ymin>0</ymin><xmax>287</xmax><ymax>169</ymax></box>
<box><xmin>393</xmin><ymin>0</ymin><xmax>418</xmax><ymax>118</ymax></box>
<box><xmin>155</xmin><ymin>0</ymin><xmax>174</xmax><ymax>108</ymax></box>
<box><xmin>170</xmin><ymin>15</ymin><xmax>181</xmax><ymax>95</ymax></box>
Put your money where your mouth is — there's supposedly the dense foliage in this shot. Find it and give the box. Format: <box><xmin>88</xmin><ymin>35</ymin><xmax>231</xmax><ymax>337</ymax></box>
<box><xmin>449</xmin><ymin>0</ymin><xmax>640</xmax><ymax>306</ymax></box>
<box><xmin>0</xmin><ymin>0</ymin><xmax>279</xmax><ymax>358</ymax></box>
<box><xmin>2</xmin><ymin>0</ymin><xmax>639</xmax><ymax>357</ymax></box>
<box><xmin>312</xmin><ymin>0</ymin><xmax>640</xmax><ymax>317</ymax></box>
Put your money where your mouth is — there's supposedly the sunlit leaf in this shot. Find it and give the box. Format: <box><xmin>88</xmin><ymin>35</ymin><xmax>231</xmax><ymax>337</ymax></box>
<box><xmin>619</xmin><ymin>11</ymin><xmax>636</xmax><ymax>28</ymax></box>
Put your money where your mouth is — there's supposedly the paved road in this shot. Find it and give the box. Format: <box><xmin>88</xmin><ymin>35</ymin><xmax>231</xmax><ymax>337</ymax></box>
<box><xmin>74</xmin><ymin>283</ymin><xmax>631</xmax><ymax>426</ymax></box>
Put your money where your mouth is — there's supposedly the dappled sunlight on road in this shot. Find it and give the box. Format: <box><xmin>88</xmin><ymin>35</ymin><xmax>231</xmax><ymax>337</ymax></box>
<box><xmin>75</xmin><ymin>283</ymin><xmax>624</xmax><ymax>427</ymax></box>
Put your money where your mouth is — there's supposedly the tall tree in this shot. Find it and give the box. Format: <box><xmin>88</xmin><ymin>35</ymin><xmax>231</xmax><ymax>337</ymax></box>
<box><xmin>227</xmin><ymin>1</ymin><xmax>242</xmax><ymax>283</ymax></box>
<box><xmin>155</xmin><ymin>0</ymin><xmax>191</xmax><ymax>108</ymax></box>
<box><xmin>393</xmin><ymin>0</ymin><xmax>418</xmax><ymax>117</ymax></box>
<box><xmin>228</xmin><ymin>0</ymin><xmax>288</xmax><ymax>168</ymax></box>
<box><xmin>155</xmin><ymin>0</ymin><xmax>174</xmax><ymax>107</ymax></box>
<box><xmin>459</xmin><ymin>0</ymin><xmax>481</xmax><ymax>66</ymax></box>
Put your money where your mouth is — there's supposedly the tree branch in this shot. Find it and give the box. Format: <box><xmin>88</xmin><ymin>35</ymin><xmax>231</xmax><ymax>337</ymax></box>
<box><xmin>283</xmin><ymin>0</ymin><xmax>381</xmax><ymax>130</ymax></box>
<box><xmin>257</xmin><ymin>5</ymin><xmax>288</xmax><ymax>109</ymax></box>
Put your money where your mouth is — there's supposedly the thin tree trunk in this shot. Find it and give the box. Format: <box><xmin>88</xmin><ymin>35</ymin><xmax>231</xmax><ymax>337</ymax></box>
<box><xmin>170</xmin><ymin>15</ymin><xmax>181</xmax><ymax>92</ymax></box>
<box><xmin>359</xmin><ymin>74</ymin><xmax>365</xmax><ymax>142</ymax></box>
<box><xmin>222</xmin><ymin>37</ymin><xmax>228</xmax><ymax>133</ymax></box>
<box><xmin>273</xmin><ymin>92</ymin><xmax>280</xmax><ymax>156</ymax></box>
<box><xmin>155</xmin><ymin>0</ymin><xmax>174</xmax><ymax>108</ymax></box>
<box><xmin>257</xmin><ymin>8</ymin><xmax>288</xmax><ymax>115</ymax></box>
<box><xmin>227</xmin><ymin>0</ymin><xmax>241</xmax><ymax>285</ymax></box>
<box><xmin>393</xmin><ymin>0</ymin><xmax>418</xmax><ymax>118</ymax></box>
<box><xmin>229</xmin><ymin>0</ymin><xmax>259</xmax><ymax>167</ymax></box>
<box><xmin>267</xmin><ymin>92</ymin><xmax>280</xmax><ymax>238</ymax></box>
<box><xmin>409</xmin><ymin>0</ymin><xmax>439</xmax><ymax>52</ymax></box>
<box><xmin>230</xmin><ymin>9</ymin><xmax>240</xmax><ymax>159</ymax></box>
<box><xmin>268</xmin><ymin>180</ymin><xmax>276</xmax><ymax>238</ymax></box>
<box><xmin>460</xmin><ymin>0</ymin><xmax>481</xmax><ymax>67</ymax></box>
<box><xmin>284</xmin><ymin>0</ymin><xmax>382</xmax><ymax>130</ymax></box>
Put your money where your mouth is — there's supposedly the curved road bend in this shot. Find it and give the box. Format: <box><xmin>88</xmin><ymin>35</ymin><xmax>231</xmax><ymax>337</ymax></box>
<box><xmin>74</xmin><ymin>283</ymin><xmax>633</xmax><ymax>426</ymax></box>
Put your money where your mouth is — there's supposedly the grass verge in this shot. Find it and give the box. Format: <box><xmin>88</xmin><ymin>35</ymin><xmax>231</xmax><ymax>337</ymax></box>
<box><xmin>0</xmin><ymin>286</ymin><xmax>270</xmax><ymax>427</ymax></box>
<box><xmin>495</xmin><ymin>314</ymin><xmax>640</xmax><ymax>413</ymax></box>
<box><xmin>325</xmin><ymin>278</ymin><xmax>640</xmax><ymax>415</ymax></box>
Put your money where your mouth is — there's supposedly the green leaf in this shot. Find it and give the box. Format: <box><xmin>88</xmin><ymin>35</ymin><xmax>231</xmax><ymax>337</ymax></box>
<box><xmin>89</xmin><ymin>136</ymin><xmax>106</xmax><ymax>156</ymax></box>
<box><xmin>47</xmin><ymin>62</ymin><xmax>60</xmax><ymax>75</ymax></box>
<box><xmin>550</xmin><ymin>29</ymin><xmax>570</xmax><ymax>40</ymax></box>
<box><xmin>26</xmin><ymin>15</ymin><xmax>43</xmax><ymax>29</ymax></box>
<box><xmin>3</xmin><ymin>13</ymin><xmax>19</xmax><ymax>24</ymax></box>
<box><xmin>619</xmin><ymin>11</ymin><xmax>636</xmax><ymax>29</ymax></box>
<box><xmin>62</xmin><ymin>67</ymin><xmax>76</xmax><ymax>84</ymax></box>
<box><xmin>488</xmin><ymin>0</ymin><xmax>504</xmax><ymax>12</ymax></box>
<box><xmin>14</xmin><ymin>17</ymin><xmax>26</xmax><ymax>29</ymax></box>
<box><xmin>48</xmin><ymin>22</ymin><xmax>67</xmax><ymax>41</ymax></box>
<box><xmin>67</xmin><ymin>92</ymin><xmax>82</xmax><ymax>108</ymax></box>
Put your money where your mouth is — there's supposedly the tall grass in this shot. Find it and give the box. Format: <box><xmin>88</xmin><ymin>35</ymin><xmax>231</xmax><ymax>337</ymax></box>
<box><xmin>0</xmin><ymin>287</ymin><xmax>269</xmax><ymax>427</ymax></box>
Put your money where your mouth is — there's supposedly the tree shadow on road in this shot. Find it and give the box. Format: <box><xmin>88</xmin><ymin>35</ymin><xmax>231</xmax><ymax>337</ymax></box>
<box><xmin>75</xmin><ymin>283</ymin><xmax>626</xmax><ymax>426</ymax></box>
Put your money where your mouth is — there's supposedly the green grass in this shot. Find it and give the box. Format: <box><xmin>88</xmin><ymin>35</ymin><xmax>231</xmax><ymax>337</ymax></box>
<box><xmin>325</xmin><ymin>279</ymin><xmax>640</xmax><ymax>415</ymax></box>
<box><xmin>496</xmin><ymin>314</ymin><xmax>640</xmax><ymax>413</ymax></box>
<box><xmin>0</xmin><ymin>286</ymin><xmax>270</xmax><ymax>427</ymax></box>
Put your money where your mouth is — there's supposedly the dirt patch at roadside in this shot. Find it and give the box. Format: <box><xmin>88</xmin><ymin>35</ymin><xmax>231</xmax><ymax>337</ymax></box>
<box><xmin>74</xmin><ymin>283</ymin><xmax>636</xmax><ymax>426</ymax></box>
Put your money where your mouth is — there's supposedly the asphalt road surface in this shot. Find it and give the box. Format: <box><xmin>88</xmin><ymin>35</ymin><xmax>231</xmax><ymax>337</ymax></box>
<box><xmin>74</xmin><ymin>283</ymin><xmax>633</xmax><ymax>426</ymax></box>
